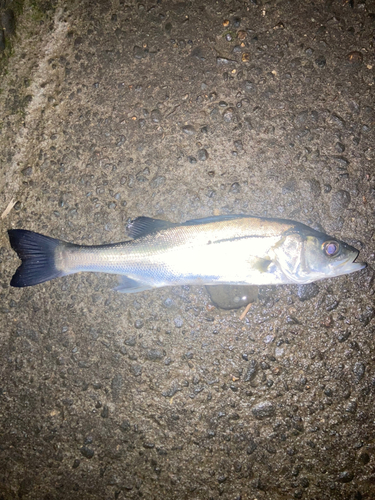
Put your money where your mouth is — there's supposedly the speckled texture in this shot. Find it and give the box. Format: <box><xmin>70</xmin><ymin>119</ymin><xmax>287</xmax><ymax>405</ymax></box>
<box><xmin>0</xmin><ymin>0</ymin><xmax>375</xmax><ymax>499</ymax></box>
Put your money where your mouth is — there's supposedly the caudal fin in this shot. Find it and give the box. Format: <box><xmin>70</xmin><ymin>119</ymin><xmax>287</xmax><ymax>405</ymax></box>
<box><xmin>8</xmin><ymin>229</ymin><xmax>64</xmax><ymax>287</ymax></box>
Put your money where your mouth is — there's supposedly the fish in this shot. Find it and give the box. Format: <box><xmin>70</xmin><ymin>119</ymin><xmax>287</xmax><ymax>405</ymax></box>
<box><xmin>7</xmin><ymin>214</ymin><xmax>365</xmax><ymax>293</ymax></box>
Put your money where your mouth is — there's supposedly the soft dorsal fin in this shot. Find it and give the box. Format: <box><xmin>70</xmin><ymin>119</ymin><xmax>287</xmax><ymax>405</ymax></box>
<box><xmin>180</xmin><ymin>214</ymin><xmax>251</xmax><ymax>226</ymax></box>
<box><xmin>126</xmin><ymin>217</ymin><xmax>177</xmax><ymax>239</ymax></box>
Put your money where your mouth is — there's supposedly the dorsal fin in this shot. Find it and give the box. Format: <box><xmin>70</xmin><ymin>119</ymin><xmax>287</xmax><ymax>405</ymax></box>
<box><xmin>127</xmin><ymin>214</ymin><xmax>252</xmax><ymax>239</ymax></box>
<box><xmin>180</xmin><ymin>214</ymin><xmax>251</xmax><ymax>226</ymax></box>
<box><xmin>126</xmin><ymin>217</ymin><xmax>177</xmax><ymax>239</ymax></box>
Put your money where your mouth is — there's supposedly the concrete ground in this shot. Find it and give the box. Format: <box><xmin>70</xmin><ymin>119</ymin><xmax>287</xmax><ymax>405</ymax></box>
<box><xmin>1</xmin><ymin>0</ymin><xmax>375</xmax><ymax>499</ymax></box>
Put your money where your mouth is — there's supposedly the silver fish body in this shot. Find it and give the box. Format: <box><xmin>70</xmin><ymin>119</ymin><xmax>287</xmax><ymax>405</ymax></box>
<box><xmin>8</xmin><ymin>215</ymin><xmax>365</xmax><ymax>292</ymax></box>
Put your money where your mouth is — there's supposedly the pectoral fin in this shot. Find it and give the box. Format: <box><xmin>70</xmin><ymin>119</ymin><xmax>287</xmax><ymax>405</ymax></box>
<box><xmin>253</xmin><ymin>258</ymin><xmax>273</xmax><ymax>273</ymax></box>
<box><xmin>114</xmin><ymin>276</ymin><xmax>153</xmax><ymax>294</ymax></box>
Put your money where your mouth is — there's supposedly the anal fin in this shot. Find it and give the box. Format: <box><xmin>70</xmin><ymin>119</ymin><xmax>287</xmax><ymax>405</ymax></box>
<box><xmin>114</xmin><ymin>275</ymin><xmax>153</xmax><ymax>294</ymax></box>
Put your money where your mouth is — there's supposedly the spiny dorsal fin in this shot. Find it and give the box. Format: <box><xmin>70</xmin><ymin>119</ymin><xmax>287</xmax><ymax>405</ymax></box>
<box><xmin>126</xmin><ymin>217</ymin><xmax>177</xmax><ymax>239</ymax></box>
<box><xmin>127</xmin><ymin>214</ymin><xmax>252</xmax><ymax>239</ymax></box>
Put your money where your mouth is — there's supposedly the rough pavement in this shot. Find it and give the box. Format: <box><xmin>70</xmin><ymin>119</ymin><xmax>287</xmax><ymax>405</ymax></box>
<box><xmin>0</xmin><ymin>0</ymin><xmax>375</xmax><ymax>499</ymax></box>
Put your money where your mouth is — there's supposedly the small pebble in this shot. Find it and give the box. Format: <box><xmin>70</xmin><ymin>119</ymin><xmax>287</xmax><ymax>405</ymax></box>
<box><xmin>151</xmin><ymin>109</ymin><xmax>162</xmax><ymax>122</ymax></box>
<box><xmin>80</xmin><ymin>446</ymin><xmax>94</xmax><ymax>459</ymax></box>
<box><xmin>234</xmin><ymin>140</ymin><xmax>243</xmax><ymax>151</ymax></box>
<box><xmin>21</xmin><ymin>166</ymin><xmax>33</xmax><ymax>177</ymax></box>
<box><xmin>223</xmin><ymin>107</ymin><xmax>235</xmax><ymax>122</ymax></box>
<box><xmin>143</xmin><ymin>441</ymin><xmax>155</xmax><ymax>449</ymax></box>
<box><xmin>331</xmin><ymin>113</ymin><xmax>345</xmax><ymax>127</ymax></box>
<box><xmin>125</xmin><ymin>336</ymin><xmax>136</xmax><ymax>346</ymax></box>
<box><xmin>333</xmin><ymin>156</ymin><xmax>349</xmax><ymax>169</ymax></box>
<box><xmin>146</xmin><ymin>349</ymin><xmax>164</xmax><ymax>361</ymax></box>
<box><xmin>174</xmin><ymin>316</ymin><xmax>184</xmax><ymax>328</ymax></box>
<box><xmin>252</xmin><ymin>401</ymin><xmax>275</xmax><ymax>419</ymax></box>
<box><xmin>182</xmin><ymin>125</ymin><xmax>195</xmax><ymax>135</ymax></box>
<box><xmin>315</xmin><ymin>55</ymin><xmax>326</xmax><ymax>68</ymax></box>
<box><xmin>230</xmin><ymin>182</ymin><xmax>240</xmax><ymax>194</ymax></box>
<box><xmin>130</xmin><ymin>364</ymin><xmax>142</xmax><ymax>377</ymax></box>
<box><xmin>337</xmin><ymin>330</ymin><xmax>351</xmax><ymax>343</ymax></box>
<box><xmin>133</xmin><ymin>46</ymin><xmax>144</xmax><ymax>59</ymax></box>
<box><xmin>197</xmin><ymin>149</ymin><xmax>208</xmax><ymax>161</ymax></box>
<box><xmin>296</xmin><ymin>283</ymin><xmax>319</xmax><ymax>301</ymax></box>
<box><xmin>337</xmin><ymin>471</ymin><xmax>354</xmax><ymax>483</ymax></box>
<box><xmin>330</xmin><ymin>189</ymin><xmax>351</xmax><ymax>216</ymax></box>
<box><xmin>353</xmin><ymin>362</ymin><xmax>366</xmax><ymax>381</ymax></box>
<box><xmin>247</xmin><ymin>439</ymin><xmax>257</xmax><ymax>455</ymax></box>
<box><xmin>101</xmin><ymin>405</ymin><xmax>109</xmax><ymax>418</ymax></box>
<box><xmin>244</xmin><ymin>360</ymin><xmax>258</xmax><ymax>382</ymax></box>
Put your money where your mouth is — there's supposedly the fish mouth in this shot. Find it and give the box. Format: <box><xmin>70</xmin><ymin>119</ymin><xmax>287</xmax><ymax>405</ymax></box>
<box><xmin>341</xmin><ymin>250</ymin><xmax>366</xmax><ymax>275</ymax></box>
<box><xmin>344</xmin><ymin>261</ymin><xmax>366</xmax><ymax>273</ymax></box>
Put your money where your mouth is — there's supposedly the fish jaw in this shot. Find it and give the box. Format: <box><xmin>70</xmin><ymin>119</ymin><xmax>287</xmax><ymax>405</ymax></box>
<box><xmin>330</xmin><ymin>254</ymin><xmax>366</xmax><ymax>278</ymax></box>
<box><xmin>300</xmin><ymin>253</ymin><xmax>366</xmax><ymax>283</ymax></box>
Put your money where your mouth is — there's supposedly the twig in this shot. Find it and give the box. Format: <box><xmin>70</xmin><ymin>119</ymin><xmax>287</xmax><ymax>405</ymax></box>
<box><xmin>239</xmin><ymin>302</ymin><xmax>252</xmax><ymax>320</ymax></box>
<box><xmin>1</xmin><ymin>198</ymin><xmax>16</xmax><ymax>219</ymax></box>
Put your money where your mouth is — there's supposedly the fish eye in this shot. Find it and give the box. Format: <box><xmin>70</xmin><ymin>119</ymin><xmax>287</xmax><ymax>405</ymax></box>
<box><xmin>323</xmin><ymin>241</ymin><xmax>339</xmax><ymax>257</ymax></box>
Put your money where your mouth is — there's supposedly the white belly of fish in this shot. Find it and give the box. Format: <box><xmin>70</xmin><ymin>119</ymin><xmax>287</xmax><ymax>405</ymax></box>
<box><xmin>145</xmin><ymin>235</ymin><xmax>288</xmax><ymax>286</ymax></box>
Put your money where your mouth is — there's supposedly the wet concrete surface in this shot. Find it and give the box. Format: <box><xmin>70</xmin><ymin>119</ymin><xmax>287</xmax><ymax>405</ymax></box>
<box><xmin>1</xmin><ymin>0</ymin><xmax>375</xmax><ymax>498</ymax></box>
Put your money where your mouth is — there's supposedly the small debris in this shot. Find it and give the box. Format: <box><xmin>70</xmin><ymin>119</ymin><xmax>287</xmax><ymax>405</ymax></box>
<box><xmin>240</xmin><ymin>302</ymin><xmax>252</xmax><ymax>320</ymax></box>
<box><xmin>217</xmin><ymin>56</ymin><xmax>236</xmax><ymax>64</ymax></box>
<box><xmin>1</xmin><ymin>198</ymin><xmax>16</xmax><ymax>219</ymax></box>
<box><xmin>347</xmin><ymin>51</ymin><xmax>363</xmax><ymax>64</ymax></box>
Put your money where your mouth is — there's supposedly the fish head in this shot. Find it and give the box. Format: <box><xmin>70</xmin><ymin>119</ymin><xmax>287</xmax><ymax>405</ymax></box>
<box><xmin>275</xmin><ymin>229</ymin><xmax>366</xmax><ymax>284</ymax></box>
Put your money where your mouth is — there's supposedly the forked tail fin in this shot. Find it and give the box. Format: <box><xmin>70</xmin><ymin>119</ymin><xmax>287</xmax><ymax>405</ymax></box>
<box><xmin>8</xmin><ymin>229</ymin><xmax>64</xmax><ymax>287</ymax></box>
